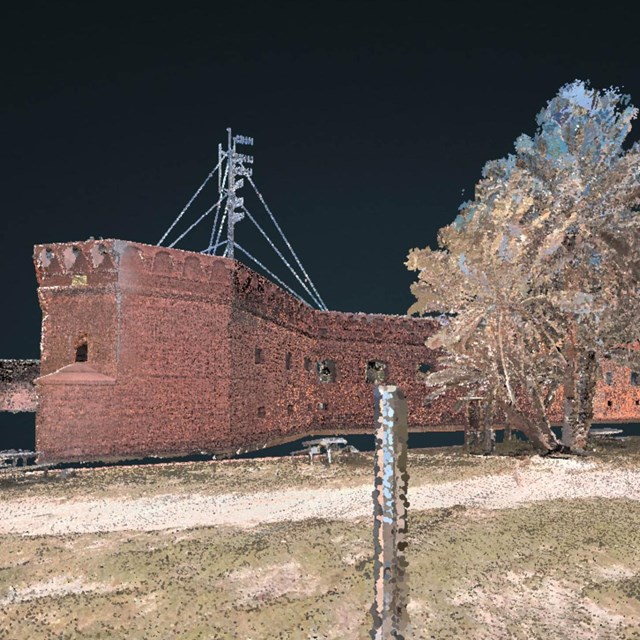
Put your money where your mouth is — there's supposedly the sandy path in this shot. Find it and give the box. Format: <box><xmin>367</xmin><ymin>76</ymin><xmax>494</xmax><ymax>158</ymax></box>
<box><xmin>2</xmin><ymin>459</ymin><xmax>639</xmax><ymax>536</ymax></box>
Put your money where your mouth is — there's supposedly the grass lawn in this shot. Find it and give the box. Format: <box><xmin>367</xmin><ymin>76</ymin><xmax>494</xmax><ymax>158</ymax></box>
<box><xmin>2</xmin><ymin>438</ymin><xmax>640</xmax><ymax>639</ymax></box>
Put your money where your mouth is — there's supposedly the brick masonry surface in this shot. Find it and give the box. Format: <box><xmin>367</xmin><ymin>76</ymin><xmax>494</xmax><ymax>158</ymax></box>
<box><xmin>30</xmin><ymin>239</ymin><xmax>640</xmax><ymax>463</ymax></box>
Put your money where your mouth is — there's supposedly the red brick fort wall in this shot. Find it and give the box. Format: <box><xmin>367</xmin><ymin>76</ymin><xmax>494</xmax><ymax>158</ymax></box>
<box><xmin>32</xmin><ymin>239</ymin><xmax>640</xmax><ymax>463</ymax></box>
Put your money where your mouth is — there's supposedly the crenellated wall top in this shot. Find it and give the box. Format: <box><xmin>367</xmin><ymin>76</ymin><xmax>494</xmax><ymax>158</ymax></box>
<box><xmin>33</xmin><ymin>239</ymin><xmax>236</xmax><ymax>289</ymax></box>
<box><xmin>33</xmin><ymin>239</ymin><xmax>441</xmax><ymax>342</ymax></box>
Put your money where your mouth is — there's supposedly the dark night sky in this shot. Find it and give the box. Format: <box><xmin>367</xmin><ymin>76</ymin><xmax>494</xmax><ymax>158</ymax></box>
<box><xmin>2</xmin><ymin>1</ymin><xmax>639</xmax><ymax>359</ymax></box>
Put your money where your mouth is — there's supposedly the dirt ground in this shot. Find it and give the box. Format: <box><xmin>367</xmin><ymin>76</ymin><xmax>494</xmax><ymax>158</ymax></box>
<box><xmin>1</xmin><ymin>438</ymin><xmax>640</xmax><ymax>639</ymax></box>
<box><xmin>0</xmin><ymin>454</ymin><xmax>639</xmax><ymax>537</ymax></box>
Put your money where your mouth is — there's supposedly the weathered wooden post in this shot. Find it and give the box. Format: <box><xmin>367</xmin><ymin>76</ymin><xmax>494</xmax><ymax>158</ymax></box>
<box><xmin>370</xmin><ymin>385</ymin><xmax>409</xmax><ymax>639</ymax></box>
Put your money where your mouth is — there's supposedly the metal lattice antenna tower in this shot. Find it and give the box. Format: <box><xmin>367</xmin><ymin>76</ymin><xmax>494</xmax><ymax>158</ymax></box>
<box><xmin>222</xmin><ymin>128</ymin><xmax>253</xmax><ymax>259</ymax></box>
<box><xmin>157</xmin><ymin>128</ymin><xmax>328</xmax><ymax>310</ymax></box>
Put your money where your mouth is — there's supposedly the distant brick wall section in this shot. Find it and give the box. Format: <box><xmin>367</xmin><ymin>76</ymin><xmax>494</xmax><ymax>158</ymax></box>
<box><xmin>33</xmin><ymin>239</ymin><xmax>640</xmax><ymax>463</ymax></box>
<box><xmin>586</xmin><ymin>352</ymin><xmax>640</xmax><ymax>423</ymax></box>
<box><xmin>0</xmin><ymin>359</ymin><xmax>39</xmax><ymax>412</ymax></box>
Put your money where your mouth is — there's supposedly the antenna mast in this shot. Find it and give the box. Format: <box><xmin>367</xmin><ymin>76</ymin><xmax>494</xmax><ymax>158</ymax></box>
<box><xmin>223</xmin><ymin>128</ymin><xmax>253</xmax><ymax>258</ymax></box>
<box><xmin>157</xmin><ymin>127</ymin><xmax>328</xmax><ymax>310</ymax></box>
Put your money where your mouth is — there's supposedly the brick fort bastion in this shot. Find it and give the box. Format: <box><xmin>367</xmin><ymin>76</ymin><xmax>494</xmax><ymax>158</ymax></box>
<box><xmin>28</xmin><ymin>239</ymin><xmax>640</xmax><ymax>463</ymax></box>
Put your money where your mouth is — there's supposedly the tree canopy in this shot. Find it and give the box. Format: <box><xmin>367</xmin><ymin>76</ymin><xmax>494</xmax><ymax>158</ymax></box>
<box><xmin>407</xmin><ymin>80</ymin><xmax>640</xmax><ymax>453</ymax></box>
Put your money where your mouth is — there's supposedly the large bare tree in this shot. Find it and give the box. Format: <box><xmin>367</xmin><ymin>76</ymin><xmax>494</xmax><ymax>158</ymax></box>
<box><xmin>406</xmin><ymin>164</ymin><xmax>565</xmax><ymax>452</ymax></box>
<box><xmin>509</xmin><ymin>81</ymin><xmax>640</xmax><ymax>450</ymax></box>
<box><xmin>408</xmin><ymin>80</ymin><xmax>640</xmax><ymax>453</ymax></box>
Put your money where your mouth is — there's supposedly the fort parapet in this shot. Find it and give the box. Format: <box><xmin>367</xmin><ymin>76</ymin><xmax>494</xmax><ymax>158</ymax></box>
<box><xmin>32</xmin><ymin>239</ymin><xmax>640</xmax><ymax>463</ymax></box>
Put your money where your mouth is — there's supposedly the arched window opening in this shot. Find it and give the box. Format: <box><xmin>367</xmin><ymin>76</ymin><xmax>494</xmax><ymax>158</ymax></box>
<box><xmin>75</xmin><ymin>336</ymin><xmax>88</xmax><ymax>362</ymax></box>
<box><xmin>416</xmin><ymin>362</ymin><xmax>432</xmax><ymax>380</ymax></box>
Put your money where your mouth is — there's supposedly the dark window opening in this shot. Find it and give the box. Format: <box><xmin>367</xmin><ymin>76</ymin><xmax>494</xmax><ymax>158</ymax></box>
<box><xmin>257</xmin><ymin>406</ymin><xmax>266</xmax><ymax>418</ymax></box>
<box><xmin>75</xmin><ymin>338</ymin><xmax>88</xmax><ymax>362</ymax></box>
<box><xmin>285</xmin><ymin>352</ymin><xmax>292</xmax><ymax>370</ymax></box>
<box><xmin>304</xmin><ymin>357</ymin><xmax>312</xmax><ymax>371</ymax></box>
<box><xmin>318</xmin><ymin>402</ymin><xmax>328</xmax><ymax>410</ymax></box>
<box><xmin>255</xmin><ymin>347</ymin><xmax>264</xmax><ymax>364</ymax></box>
<box><xmin>607</xmin><ymin>400</ymin><xmax>613</xmax><ymax>407</ymax></box>
<box><xmin>417</xmin><ymin>362</ymin><xmax>432</xmax><ymax>378</ymax></box>
<box><xmin>635</xmin><ymin>399</ymin><xmax>639</xmax><ymax>406</ymax></box>
<box><xmin>605</xmin><ymin>372</ymin><xmax>613</xmax><ymax>385</ymax></box>
<box><xmin>287</xmin><ymin>404</ymin><xmax>294</xmax><ymax>415</ymax></box>
<box><xmin>317</xmin><ymin>359</ymin><xmax>336</xmax><ymax>383</ymax></box>
<box><xmin>366</xmin><ymin>360</ymin><xmax>387</xmax><ymax>384</ymax></box>
<box><xmin>631</xmin><ymin>372</ymin><xmax>639</xmax><ymax>386</ymax></box>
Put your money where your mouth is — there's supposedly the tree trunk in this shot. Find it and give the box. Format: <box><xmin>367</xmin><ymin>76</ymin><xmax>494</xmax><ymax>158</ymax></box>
<box><xmin>572</xmin><ymin>349</ymin><xmax>597</xmax><ymax>450</ymax></box>
<box><xmin>561</xmin><ymin>328</ymin><xmax>578</xmax><ymax>449</ymax></box>
<box><xmin>562</xmin><ymin>321</ymin><xmax>598</xmax><ymax>452</ymax></box>
<box><xmin>466</xmin><ymin>399</ymin><xmax>484</xmax><ymax>455</ymax></box>
<box><xmin>527</xmin><ymin>376</ymin><xmax>560</xmax><ymax>450</ymax></box>
<box><xmin>466</xmin><ymin>400</ymin><xmax>494</xmax><ymax>454</ymax></box>
<box><xmin>481</xmin><ymin>405</ymin><xmax>495</xmax><ymax>454</ymax></box>
<box><xmin>502</xmin><ymin>403</ymin><xmax>559</xmax><ymax>452</ymax></box>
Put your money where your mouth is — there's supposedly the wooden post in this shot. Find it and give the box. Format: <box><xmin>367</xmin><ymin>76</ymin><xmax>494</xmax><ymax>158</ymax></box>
<box><xmin>370</xmin><ymin>385</ymin><xmax>409</xmax><ymax>639</ymax></box>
